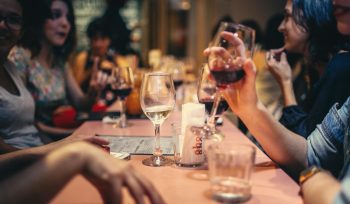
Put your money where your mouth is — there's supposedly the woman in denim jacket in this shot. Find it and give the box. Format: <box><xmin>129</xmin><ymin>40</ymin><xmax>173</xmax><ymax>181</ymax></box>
<box><xmin>204</xmin><ymin>0</ymin><xmax>350</xmax><ymax>202</ymax></box>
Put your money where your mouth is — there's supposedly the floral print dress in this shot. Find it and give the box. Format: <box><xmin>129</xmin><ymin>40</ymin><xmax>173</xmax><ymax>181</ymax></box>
<box><xmin>9</xmin><ymin>47</ymin><xmax>69</xmax><ymax>126</ymax></box>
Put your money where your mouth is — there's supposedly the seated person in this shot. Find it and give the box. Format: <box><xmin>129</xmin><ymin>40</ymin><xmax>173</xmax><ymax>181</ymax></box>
<box><xmin>71</xmin><ymin>17</ymin><xmax>129</xmax><ymax>93</ymax></box>
<box><xmin>205</xmin><ymin>0</ymin><xmax>350</xmax><ymax>202</ymax></box>
<box><xmin>70</xmin><ymin>17</ymin><xmax>129</xmax><ymax>107</ymax></box>
<box><xmin>9</xmin><ymin>0</ymin><xmax>107</xmax><ymax>139</ymax></box>
<box><xmin>265</xmin><ymin>0</ymin><xmax>350</xmax><ymax>137</ymax></box>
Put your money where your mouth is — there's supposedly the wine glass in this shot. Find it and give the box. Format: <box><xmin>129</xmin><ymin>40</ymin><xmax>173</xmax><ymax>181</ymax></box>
<box><xmin>197</xmin><ymin>64</ymin><xmax>229</xmax><ymax>130</ymax></box>
<box><xmin>110</xmin><ymin>66</ymin><xmax>134</xmax><ymax>128</ymax></box>
<box><xmin>207</xmin><ymin>22</ymin><xmax>255</xmax><ymax>121</ymax></box>
<box><xmin>140</xmin><ymin>72</ymin><xmax>176</xmax><ymax>166</ymax></box>
<box><xmin>171</xmin><ymin>61</ymin><xmax>185</xmax><ymax>90</ymax></box>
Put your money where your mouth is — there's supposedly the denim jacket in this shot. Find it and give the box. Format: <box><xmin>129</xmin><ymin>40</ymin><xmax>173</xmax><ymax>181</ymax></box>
<box><xmin>307</xmin><ymin>96</ymin><xmax>350</xmax><ymax>203</ymax></box>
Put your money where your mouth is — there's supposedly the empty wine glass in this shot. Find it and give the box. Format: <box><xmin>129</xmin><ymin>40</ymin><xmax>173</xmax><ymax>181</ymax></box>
<box><xmin>110</xmin><ymin>66</ymin><xmax>134</xmax><ymax>128</ymax></box>
<box><xmin>207</xmin><ymin>22</ymin><xmax>255</xmax><ymax>122</ymax></box>
<box><xmin>140</xmin><ymin>72</ymin><xmax>176</xmax><ymax>166</ymax></box>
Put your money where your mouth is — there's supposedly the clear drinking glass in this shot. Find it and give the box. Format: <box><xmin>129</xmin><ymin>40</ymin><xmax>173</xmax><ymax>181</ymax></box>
<box><xmin>140</xmin><ymin>72</ymin><xmax>176</xmax><ymax>166</ymax></box>
<box><xmin>111</xmin><ymin>66</ymin><xmax>134</xmax><ymax>128</ymax></box>
<box><xmin>208</xmin><ymin>143</ymin><xmax>256</xmax><ymax>203</ymax></box>
<box><xmin>207</xmin><ymin>22</ymin><xmax>255</xmax><ymax>122</ymax></box>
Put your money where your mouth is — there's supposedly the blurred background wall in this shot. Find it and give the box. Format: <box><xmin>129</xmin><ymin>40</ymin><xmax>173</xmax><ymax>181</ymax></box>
<box><xmin>73</xmin><ymin>0</ymin><xmax>285</xmax><ymax>70</ymax></box>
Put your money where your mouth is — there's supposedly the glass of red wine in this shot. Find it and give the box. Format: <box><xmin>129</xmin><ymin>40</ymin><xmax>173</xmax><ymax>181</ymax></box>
<box><xmin>207</xmin><ymin>22</ymin><xmax>255</xmax><ymax>122</ymax></box>
<box><xmin>171</xmin><ymin>61</ymin><xmax>185</xmax><ymax>90</ymax></box>
<box><xmin>197</xmin><ymin>64</ymin><xmax>228</xmax><ymax>130</ymax></box>
<box><xmin>111</xmin><ymin>66</ymin><xmax>134</xmax><ymax>128</ymax></box>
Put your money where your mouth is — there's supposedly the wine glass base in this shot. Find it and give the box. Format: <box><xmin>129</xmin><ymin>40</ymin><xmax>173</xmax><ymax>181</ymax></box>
<box><xmin>113</xmin><ymin>121</ymin><xmax>132</xmax><ymax>128</ymax></box>
<box><xmin>142</xmin><ymin>155</ymin><xmax>173</xmax><ymax>167</ymax></box>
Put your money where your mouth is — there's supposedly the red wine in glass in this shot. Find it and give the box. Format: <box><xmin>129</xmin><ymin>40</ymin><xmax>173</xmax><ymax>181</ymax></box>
<box><xmin>173</xmin><ymin>79</ymin><xmax>184</xmax><ymax>90</ymax></box>
<box><xmin>211</xmin><ymin>69</ymin><xmax>245</xmax><ymax>88</ymax></box>
<box><xmin>199</xmin><ymin>98</ymin><xmax>229</xmax><ymax>115</ymax></box>
<box><xmin>113</xmin><ymin>87</ymin><xmax>132</xmax><ymax>100</ymax></box>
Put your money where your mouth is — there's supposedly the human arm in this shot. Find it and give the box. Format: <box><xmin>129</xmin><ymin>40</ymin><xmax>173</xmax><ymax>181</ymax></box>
<box><xmin>301</xmin><ymin>171</ymin><xmax>340</xmax><ymax>204</ymax></box>
<box><xmin>0</xmin><ymin>142</ymin><xmax>165</xmax><ymax>204</ymax></box>
<box><xmin>0</xmin><ymin>137</ymin><xmax>19</xmax><ymax>154</ymax></box>
<box><xmin>66</xmin><ymin>58</ymin><xmax>107</xmax><ymax>111</ymax></box>
<box><xmin>222</xmin><ymin>59</ymin><xmax>308</xmax><ymax>175</ymax></box>
<box><xmin>204</xmin><ymin>32</ymin><xmax>308</xmax><ymax>175</ymax></box>
<box><xmin>36</xmin><ymin>121</ymin><xmax>75</xmax><ymax>139</ymax></box>
<box><xmin>266</xmin><ymin>48</ymin><xmax>297</xmax><ymax>106</ymax></box>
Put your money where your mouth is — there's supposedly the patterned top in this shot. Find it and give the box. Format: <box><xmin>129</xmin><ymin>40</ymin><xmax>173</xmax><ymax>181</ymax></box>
<box><xmin>9</xmin><ymin>47</ymin><xmax>69</xmax><ymax>126</ymax></box>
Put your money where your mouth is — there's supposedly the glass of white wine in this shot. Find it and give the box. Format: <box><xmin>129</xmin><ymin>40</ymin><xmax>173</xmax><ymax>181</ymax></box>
<box><xmin>140</xmin><ymin>72</ymin><xmax>175</xmax><ymax>166</ymax></box>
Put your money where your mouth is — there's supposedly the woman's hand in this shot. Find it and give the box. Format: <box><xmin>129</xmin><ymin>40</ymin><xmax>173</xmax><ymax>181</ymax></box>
<box><xmin>79</xmin><ymin>143</ymin><xmax>165</xmax><ymax>204</ymax></box>
<box><xmin>222</xmin><ymin>59</ymin><xmax>259</xmax><ymax>116</ymax></box>
<box><xmin>64</xmin><ymin>133</ymin><xmax>109</xmax><ymax>148</ymax></box>
<box><xmin>89</xmin><ymin>57</ymin><xmax>108</xmax><ymax>94</ymax></box>
<box><xmin>266</xmin><ymin>48</ymin><xmax>292</xmax><ymax>87</ymax></box>
<box><xmin>204</xmin><ymin>32</ymin><xmax>246</xmax><ymax>72</ymax></box>
<box><xmin>266</xmin><ymin>48</ymin><xmax>297</xmax><ymax>106</ymax></box>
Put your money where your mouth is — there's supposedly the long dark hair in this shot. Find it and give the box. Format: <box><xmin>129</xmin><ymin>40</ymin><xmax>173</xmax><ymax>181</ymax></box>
<box><xmin>18</xmin><ymin>0</ymin><xmax>76</xmax><ymax>63</ymax></box>
<box><xmin>292</xmin><ymin>0</ymin><xmax>349</xmax><ymax>66</ymax></box>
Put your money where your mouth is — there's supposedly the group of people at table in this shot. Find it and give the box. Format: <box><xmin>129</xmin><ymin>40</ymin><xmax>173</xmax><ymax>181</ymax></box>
<box><xmin>0</xmin><ymin>0</ymin><xmax>350</xmax><ymax>203</ymax></box>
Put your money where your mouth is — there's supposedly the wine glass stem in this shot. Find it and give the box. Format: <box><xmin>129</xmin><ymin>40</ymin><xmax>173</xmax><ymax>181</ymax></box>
<box><xmin>119</xmin><ymin>99</ymin><xmax>127</xmax><ymax>128</ymax></box>
<box><xmin>154</xmin><ymin>124</ymin><xmax>162</xmax><ymax>156</ymax></box>
<box><xmin>208</xmin><ymin>91</ymin><xmax>221</xmax><ymax>130</ymax></box>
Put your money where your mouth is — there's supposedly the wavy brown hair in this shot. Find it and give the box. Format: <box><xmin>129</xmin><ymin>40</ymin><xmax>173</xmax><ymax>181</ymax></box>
<box><xmin>18</xmin><ymin>0</ymin><xmax>76</xmax><ymax>63</ymax></box>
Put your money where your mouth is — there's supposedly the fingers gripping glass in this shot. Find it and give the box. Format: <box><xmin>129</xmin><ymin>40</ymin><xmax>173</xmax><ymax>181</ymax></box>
<box><xmin>208</xmin><ymin>22</ymin><xmax>255</xmax><ymax>87</ymax></box>
<box><xmin>0</xmin><ymin>15</ymin><xmax>22</xmax><ymax>31</ymax></box>
<box><xmin>207</xmin><ymin>22</ymin><xmax>255</xmax><ymax>133</ymax></box>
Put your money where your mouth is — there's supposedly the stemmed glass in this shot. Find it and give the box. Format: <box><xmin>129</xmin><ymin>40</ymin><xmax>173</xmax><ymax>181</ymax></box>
<box><xmin>207</xmin><ymin>22</ymin><xmax>255</xmax><ymax>123</ymax></box>
<box><xmin>140</xmin><ymin>72</ymin><xmax>176</xmax><ymax>166</ymax></box>
<box><xmin>110</xmin><ymin>66</ymin><xmax>134</xmax><ymax>128</ymax></box>
<box><xmin>171</xmin><ymin>61</ymin><xmax>185</xmax><ymax>90</ymax></box>
<box><xmin>197</xmin><ymin>64</ymin><xmax>229</xmax><ymax>131</ymax></box>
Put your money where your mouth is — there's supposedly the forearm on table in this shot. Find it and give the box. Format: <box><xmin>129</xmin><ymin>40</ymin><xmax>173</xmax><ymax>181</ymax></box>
<box><xmin>0</xmin><ymin>139</ymin><xmax>70</xmax><ymax>179</ymax></box>
<box><xmin>239</xmin><ymin>101</ymin><xmax>307</xmax><ymax>174</ymax></box>
<box><xmin>0</xmin><ymin>142</ymin><xmax>87</xmax><ymax>204</ymax></box>
<box><xmin>302</xmin><ymin>172</ymin><xmax>340</xmax><ymax>204</ymax></box>
<box><xmin>280</xmin><ymin>81</ymin><xmax>297</xmax><ymax>106</ymax></box>
<box><xmin>0</xmin><ymin>139</ymin><xmax>19</xmax><ymax>154</ymax></box>
<box><xmin>37</xmin><ymin>122</ymin><xmax>74</xmax><ymax>138</ymax></box>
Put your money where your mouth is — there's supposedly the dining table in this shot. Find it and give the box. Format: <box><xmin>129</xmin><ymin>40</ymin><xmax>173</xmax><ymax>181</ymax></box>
<box><xmin>50</xmin><ymin>111</ymin><xmax>302</xmax><ymax>204</ymax></box>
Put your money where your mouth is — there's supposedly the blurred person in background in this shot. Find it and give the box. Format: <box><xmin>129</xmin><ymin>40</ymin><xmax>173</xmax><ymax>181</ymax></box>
<box><xmin>102</xmin><ymin>0</ymin><xmax>143</xmax><ymax>68</ymax></box>
<box><xmin>9</xmin><ymin>0</ymin><xmax>107</xmax><ymax>140</ymax></box>
<box><xmin>266</xmin><ymin>0</ymin><xmax>350</xmax><ymax>137</ymax></box>
<box><xmin>70</xmin><ymin>17</ymin><xmax>129</xmax><ymax>108</ymax></box>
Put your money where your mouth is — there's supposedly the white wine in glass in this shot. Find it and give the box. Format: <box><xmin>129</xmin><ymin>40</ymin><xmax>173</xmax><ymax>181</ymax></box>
<box><xmin>140</xmin><ymin>72</ymin><xmax>175</xmax><ymax>166</ymax></box>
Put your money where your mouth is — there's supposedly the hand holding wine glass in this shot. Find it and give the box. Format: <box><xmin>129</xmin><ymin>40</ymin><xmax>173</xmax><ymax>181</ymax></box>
<box><xmin>140</xmin><ymin>72</ymin><xmax>175</xmax><ymax>166</ymax></box>
<box><xmin>203</xmin><ymin>22</ymin><xmax>255</xmax><ymax>127</ymax></box>
<box><xmin>205</xmin><ymin>22</ymin><xmax>255</xmax><ymax>88</ymax></box>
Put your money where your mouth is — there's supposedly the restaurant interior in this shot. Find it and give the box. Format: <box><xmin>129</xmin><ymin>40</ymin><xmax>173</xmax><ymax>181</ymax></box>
<box><xmin>2</xmin><ymin>0</ymin><xmax>349</xmax><ymax>203</ymax></box>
